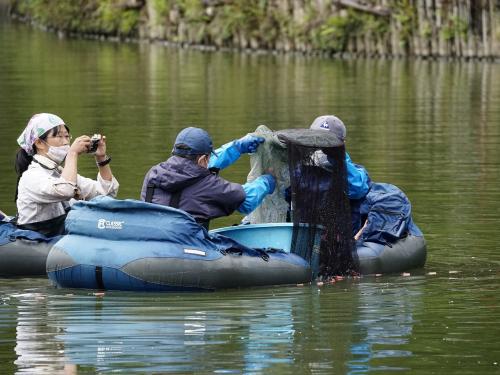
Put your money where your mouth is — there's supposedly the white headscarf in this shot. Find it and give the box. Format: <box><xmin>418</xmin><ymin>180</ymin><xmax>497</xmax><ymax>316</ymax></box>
<box><xmin>17</xmin><ymin>113</ymin><xmax>66</xmax><ymax>155</ymax></box>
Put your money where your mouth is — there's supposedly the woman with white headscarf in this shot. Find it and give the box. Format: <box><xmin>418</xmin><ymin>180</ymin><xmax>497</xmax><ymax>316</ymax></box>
<box><xmin>15</xmin><ymin>113</ymin><xmax>119</xmax><ymax>236</ymax></box>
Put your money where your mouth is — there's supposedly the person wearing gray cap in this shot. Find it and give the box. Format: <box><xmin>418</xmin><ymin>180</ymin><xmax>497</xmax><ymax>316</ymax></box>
<box><xmin>310</xmin><ymin>115</ymin><xmax>422</xmax><ymax>243</ymax></box>
<box><xmin>141</xmin><ymin>127</ymin><xmax>275</xmax><ymax>229</ymax></box>
<box><xmin>310</xmin><ymin>115</ymin><xmax>371</xmax><ymax>200</ymax></box>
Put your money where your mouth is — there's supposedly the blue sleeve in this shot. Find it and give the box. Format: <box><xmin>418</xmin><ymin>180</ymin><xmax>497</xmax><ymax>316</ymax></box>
<box><xmin>345</xmin><ymin>152</ymin><xmax>370</xmax><ymax>199</ymax></box>
<box><xmin>237</xmin><ymin>175</ymin><xmax>274</xmax><ymax>215</ymax></box>
<box><xmin>208</xmin><ymin>141</ymin><xmax>241</xmax><ymax>171</ymax></box>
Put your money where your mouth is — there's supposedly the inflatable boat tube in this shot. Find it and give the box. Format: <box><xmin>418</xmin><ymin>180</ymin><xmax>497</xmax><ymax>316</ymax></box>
<box><xmin>355</xmin><ymin>235</ymin><xmax>426</xmax><ymax>274</ymax></box>
<box><xmin>46</xmin><ymin>198</ymin><xmax>311</xmax><ymax>292</ymax></box>
<box><xmin>0</xmin><ymin>238</ymin><xmax>54</xmax><ymax>277</ymax></box>
<box><xmin>211</xmin><ymin>224</ymin><xmax>426</xmax><ymax>275</ymax></box>
<box><xmin>0</xmin><ymin>221</ymin><xmax>59</xmax><ymax>277</ymax></box>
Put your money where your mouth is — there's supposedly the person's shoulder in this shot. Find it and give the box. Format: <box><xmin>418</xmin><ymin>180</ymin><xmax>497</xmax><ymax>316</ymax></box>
<box><xmin>143</xmin><ymin>160</ymin><xmax>165</xmax><ymax>177</ymax></box>
<box><xmin>21</xmin><ymin>162</ymin><xmax>44</xmax><ymax>178</ymax></box>
<box><xmin>17</xmin><ymin>164</ymin><xmax>48</xmax><ymax>193</ymax></box>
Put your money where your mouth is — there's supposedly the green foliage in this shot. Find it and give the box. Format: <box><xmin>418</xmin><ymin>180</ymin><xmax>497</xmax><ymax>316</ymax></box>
<box><xmin>308</xmin><ymin>4</ymin><xmax>386</xmax><ymax>49</ymax></box>
<box><xmin>207</xmin><ymin>0</ymin><xmax>272</xmax><ymax>47</ymax></box>
<box><xmin>98</xmin><ymin>2</ymin><xmax>121</xmax><ymax>33</ymax></box>
<box><xmin>305</xmin><ymin>7</ymin><xmax>390</xmax><ymax>52</ymax></box>
<box><xmin>364</xmin><ymin>14</ymin><xmax>389</xmax><ymax>37</ymax></box>
<box><xmin>98</xmin><ymin>3</ymin><xmax>140</xmax><ymax>35</ymax></box>
<box><xmin>318</xmin><ymin>10</ymin><xmax>364</xmax><ymax>51</ymax></box>
<box><xmin>11</xmin><ymin>0</ymin><xmax>141</xmax><ymax>37</ymax></box>
<box><xmin>259</xmin><ymin>8</ymin><xmax>284</xmax><ymax>45</ymax></box>
<box><xmin>441</xmin><ymin>24</ymin><xmax>454</xmax><ymax>41</ymax></box>
<box><xmin>152</xmin><ymin>0</ymin><xmax>170</xmax><ymax>19</ymax></box>
<box><xmin>441</xmin><ymin>16</ymin><xmax>468</xmax><ymax>41</ymax></box>
<box><xmin>118</xmin><ymin>9</ymin><xmax>140</xmax><ymax>35</ymax></box>
<box><xmin>10</xmin><ymin>0</ymin><xmax>481</xmax><ymax>55</ymax></box>
<box><xmin>178</xmin><ymin>0</ymin><xmax>207</xmax><ymax>23</ymax></box>
<box><xmin>12</xmin><ymin>0</ymin><xmax>89</xmax><ymax>30</ymax></box>
<box><xmin>215</xmin><ymin>3</ymin><xmax>247</xmax><ymax>41</ymax></box>
<box><xmin>11</xmin><ymin>0</ymin><xmax>30</xmax><ymax>15</ymax></box>
<box><xmin>392</xmin><ymin>0</ymin><xmax>416</xmax><ymax>50</ymax></box>
<box><xmin>421</xmin><ymin>21</ymin><xmax>432</xmax><ymax>39</ymax></box>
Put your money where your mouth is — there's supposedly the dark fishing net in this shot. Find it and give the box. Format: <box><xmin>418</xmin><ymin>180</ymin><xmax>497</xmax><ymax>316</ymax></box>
<box><xmin>277</xmin><ymin>129</ymin><xmax>358</xmax><ymax>277</ymax></box>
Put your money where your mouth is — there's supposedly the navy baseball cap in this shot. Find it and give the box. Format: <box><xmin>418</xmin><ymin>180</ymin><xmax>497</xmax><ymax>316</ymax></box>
<box><xmin>172</xmin><ymin>127</ymin><xmax>216</xmax><ymax>156</ymax></box>
<box><xmin>309</xmin><ymin>115</ymin><xmax>346</xmax><ymax>142</ymax></box>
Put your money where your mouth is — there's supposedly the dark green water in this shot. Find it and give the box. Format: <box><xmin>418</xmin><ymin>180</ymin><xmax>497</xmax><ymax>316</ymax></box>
<box><xmin>1</xmin><ymin>15</ymin><xmax>500</xmax><ymax>374</ymax></box>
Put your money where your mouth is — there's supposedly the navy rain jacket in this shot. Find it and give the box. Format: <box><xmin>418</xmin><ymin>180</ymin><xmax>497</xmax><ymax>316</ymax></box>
<box><xmin>140</xmin><ymin>156</ymin><xmax>246</xmax><ymax>221</ymax></box>
<box><xmin>356</xmin><ymin>182</ymin><xmax>423</xmax><ymax>244</ymax></box>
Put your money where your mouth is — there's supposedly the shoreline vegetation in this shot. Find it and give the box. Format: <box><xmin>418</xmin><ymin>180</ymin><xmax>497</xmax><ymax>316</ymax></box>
<box><xmin>8</xmin><ymin>0</ymin><xmax>500</xmax><ymax>60</ymax></box>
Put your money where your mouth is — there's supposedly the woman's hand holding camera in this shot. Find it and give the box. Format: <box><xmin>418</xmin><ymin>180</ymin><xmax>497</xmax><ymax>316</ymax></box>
<box><xmin>94</xmin><ymin>135</ymin><xmax>107</xmax><ymax>159</ymax></box>
<box><xmin>68</xmin><ymin>134</ymin><xmax>107</xmax><ymax>156</ymax></box>
<box><xmin>93</xmin><ymin>135</ymin><xmax>112</xmax><ymax>180</ymax></box>
<box><xmin>69</xmin><ymin>135</ymin><xmax>91</xmax><ymax>156</ymax></box>
<box><xmin>62</xmin><ymin>133</ymin><xmax>112</xmax><ymax>183</ymax></box>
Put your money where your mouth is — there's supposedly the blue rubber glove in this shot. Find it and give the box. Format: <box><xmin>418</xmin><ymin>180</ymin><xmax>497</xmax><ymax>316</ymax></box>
<box><xmin>234</xmin><ymin>135</ymin><xmax>265</xmax><ymax>154</ymax></box>
<box><xmin>238</xmin><ymin>174</ymin><xmax>276</xmax><ymax>214</ymax></box>
<box><xmin>261</xmin><ymin>174</ymin><xmax>276</xmax><ymax>194</ymax></box>
<box><xmin>208</xmin><ymin>141</ymin><xmax>241</xmax><ymax>171</ymax></box>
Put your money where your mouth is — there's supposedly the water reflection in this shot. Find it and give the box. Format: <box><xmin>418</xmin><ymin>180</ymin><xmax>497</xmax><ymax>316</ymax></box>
<box><xmin>49</xmin><ymin>292</ymin><xmax>300</xmax><ymax>373</ymax></box>
<box><xmin>3</xmin><ymin>281</ymin><xmax>424</xmax><ymax>373</ymax></box>
<box><xmin>11</xmin><ymin>290</ymin><xmax>69</xmax><ymax>374</ymax></box>
<box><xmin>347</xmin><ymin>279</ymin><xmax>423</xmax><ymax>374</ymax></box>
<box><xmin>5</xmin><ymin>275</ymin><xmax>500</xmax><ymax>374</ymax></box>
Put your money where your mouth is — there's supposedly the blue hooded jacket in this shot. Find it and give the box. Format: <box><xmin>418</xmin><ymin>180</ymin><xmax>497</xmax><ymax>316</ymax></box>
<box><xmin>357</xmin><ymin>182</ymin><xmax>423</xmax><ymax>244</ymax></box>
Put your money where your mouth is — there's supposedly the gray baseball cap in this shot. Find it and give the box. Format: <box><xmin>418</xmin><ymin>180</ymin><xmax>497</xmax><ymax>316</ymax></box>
<box><xmin>309</xmin><ymin>115</ymin><xmax>346</xmax><ymax>141</ymax></box>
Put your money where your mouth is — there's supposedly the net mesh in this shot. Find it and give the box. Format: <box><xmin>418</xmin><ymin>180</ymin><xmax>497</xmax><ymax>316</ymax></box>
<box><xmin>246</xmin><ymin>125</ymin><xmax>290</xmax><ymax>224</ymax></box>
<box><xmin>247</xmin><ymin>127</ymin><xmax>358</xmax><ymax>278</ymax></box>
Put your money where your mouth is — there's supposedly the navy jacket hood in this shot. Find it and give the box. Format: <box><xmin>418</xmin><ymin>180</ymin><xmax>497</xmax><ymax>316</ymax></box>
<box><xmin>147</xmin><ymin>156</ymin><xmax>210</xmax><ymax>192</ymax></box>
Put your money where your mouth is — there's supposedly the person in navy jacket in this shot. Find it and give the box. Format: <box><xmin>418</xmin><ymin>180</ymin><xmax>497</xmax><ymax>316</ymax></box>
<box><xmin>141</xmin><ymin>127</ymin><xmax>275</xmax><ymax>229</ymax></box>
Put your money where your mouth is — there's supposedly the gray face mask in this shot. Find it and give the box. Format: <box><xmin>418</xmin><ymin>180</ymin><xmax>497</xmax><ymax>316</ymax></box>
<box><xmin>46</xmin><ymin>144</ymin><xmax>70</xmax><ymax>164</ymax></box>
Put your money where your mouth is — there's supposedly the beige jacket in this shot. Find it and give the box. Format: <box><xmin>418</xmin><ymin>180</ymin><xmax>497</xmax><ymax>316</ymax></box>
<box><xmin>16</xmin><ymin>154</ymin><xmax>119</xmax><ymax>225</ymax></box>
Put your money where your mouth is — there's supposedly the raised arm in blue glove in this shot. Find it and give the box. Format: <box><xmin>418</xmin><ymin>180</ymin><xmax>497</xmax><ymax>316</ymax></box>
<box><xmin>234</xmin><ymin>135</ymin><xmax>265</xmax><ymax>154</ymax></box>
<box><xmin>237</xmin><ymin>174</ymin><xmax>276</xmax><ymax>214</ymax></box>
<box><xmin>209</xmin><ymin>135</ymin><xmax>265</xmax><ymax>171</ymax></box>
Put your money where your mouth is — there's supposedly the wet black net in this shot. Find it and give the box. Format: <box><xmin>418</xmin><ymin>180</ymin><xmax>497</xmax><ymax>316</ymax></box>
<box><xmin>277</xmin><ymin>129</ymin><xmax>358</xmax><ymax>277</ymax></box>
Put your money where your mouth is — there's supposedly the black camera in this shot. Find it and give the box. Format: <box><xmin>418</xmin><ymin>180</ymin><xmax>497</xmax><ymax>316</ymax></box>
<box><xmin>88</xmin><ymin>134</ymin><xmax>101</xmax><ymax>154</ymax></box>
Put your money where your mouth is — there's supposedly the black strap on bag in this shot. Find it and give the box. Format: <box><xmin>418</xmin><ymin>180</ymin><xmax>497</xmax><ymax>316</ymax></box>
<box><xmin>145</xmin><ymin>183</ymin><xmax>155</xmax><ymax>203</ymax></box>
<box><xmin>145</xmin><ymin>181</ymin><xmax>211</xmax><ymax>230</ymax></box>
<box><xmin>169</xmin><ymin>191</ymin><xmax>182</xmax><ymax>209</ymax></box>
<box><xmin>145</xmin><ymin>182</ymin><xmax>182</xmax><ymax>211</ymax></box>
<box><xmin>146</xmin><ymin>183</ymin><xmax>182</xmax><ymax>209</ymax></box>
<box><xmin>195</xmin><ymin>218</ymin><xmax>210</xmax><ymax>230</ymax></box>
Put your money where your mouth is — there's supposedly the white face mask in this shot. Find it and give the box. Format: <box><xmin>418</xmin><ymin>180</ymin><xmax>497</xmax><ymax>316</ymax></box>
<box><xmin>46</xmin><ymin>145</ymin><xmax>70</xmax><ymax>164</ymax></box>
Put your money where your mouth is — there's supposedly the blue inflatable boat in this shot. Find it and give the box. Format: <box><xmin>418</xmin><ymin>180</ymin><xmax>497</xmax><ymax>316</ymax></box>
<box><xmin>212</xmin><ymin>224</ymin><xmax>426</xmax><ymax>275</ymax></box>
<box><xmin>46</xmin><ymin>197</ymin><xmax>312</xmax><ymax>292</ymax></box>
<box><xmin>45</xmin><ymin>197</ymin><xmax>426</xmax><ymax>291</ymax></box>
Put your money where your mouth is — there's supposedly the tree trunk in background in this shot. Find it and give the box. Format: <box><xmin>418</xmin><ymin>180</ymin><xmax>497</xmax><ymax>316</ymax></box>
<box><xmin>8</xmin><ymin>0</ymin><xmax>500</xmax><ymax>59</ymax></box>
